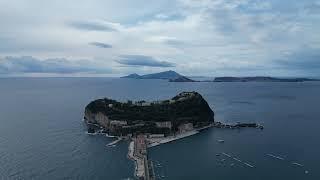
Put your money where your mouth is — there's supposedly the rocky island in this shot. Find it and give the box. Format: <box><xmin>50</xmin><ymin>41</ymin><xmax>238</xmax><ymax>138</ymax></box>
<box><xmin>84</xmin><ymin>91</ymin><xmax>214</xmax><ymax>136</ymax></box>
<box><xmin>84</xmin><ymin>92</ymin><xmax>214</xmax><ymax>179</ymax></box>
<box><xmin>84</xmin><ymin>92</ymin><xmax>262</xmax><ymax>180</ymax></box>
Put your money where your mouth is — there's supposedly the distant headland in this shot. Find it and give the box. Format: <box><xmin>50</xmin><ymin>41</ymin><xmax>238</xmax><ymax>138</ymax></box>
<box><xmin>121</xmin><ymin>70</ymin><xmax>319</xmax><ymax>83</ymax></box>
<box><xmin>213</xmin><ymin>76</ymin><xmax>319</xmax><ymax>82</ymax></box>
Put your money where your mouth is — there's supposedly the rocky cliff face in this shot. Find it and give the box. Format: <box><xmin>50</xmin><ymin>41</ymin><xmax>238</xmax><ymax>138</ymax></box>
<box><xmin>84</xmin><ymin>109</ymin><xmax>110</xmax><ymax>128</ymax></box>
<box><xmin>84</xmin><ymin>92</ymin><xmax>214</xmax><ymax>135</ymax></box>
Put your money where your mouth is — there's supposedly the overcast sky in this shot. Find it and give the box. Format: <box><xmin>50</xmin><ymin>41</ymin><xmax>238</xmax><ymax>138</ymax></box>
<box><xmin>0</xmin><ymin>0</ymin><xmax>319</xmax><ymax>77</ymax></box>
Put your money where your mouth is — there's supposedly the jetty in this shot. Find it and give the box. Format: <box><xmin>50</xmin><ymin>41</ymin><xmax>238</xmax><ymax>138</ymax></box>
<box><xmin>129</xmin><ymin>135</ymin><xmax>155</xmax><ymax>180</ymax></box>
<box><xmin>107</xmin><ymin>137</ymin><xmax>122</xmax><ymax>147</ymax></box>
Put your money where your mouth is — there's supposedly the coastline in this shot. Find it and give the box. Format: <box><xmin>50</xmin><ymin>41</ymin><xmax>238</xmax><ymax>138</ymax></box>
<box><xmin>147</xmin><ymin>124</ymin><xmax>213</xmax><ymax>148</ymax></box>
<box><xmin>147</xmin><ymin>130</ymin><xmax>199</xmax><ymax>148</ymax></box>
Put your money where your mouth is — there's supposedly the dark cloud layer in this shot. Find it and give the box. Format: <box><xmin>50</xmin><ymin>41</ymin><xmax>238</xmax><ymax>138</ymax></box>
<box><xmin>68</xmin><ymin>21</ymin><xmax>116</xmax><ymax>31</ymax></box>
<box><xmin>89</xmin><ymin>42</ymin><xmax>112</xmax><ymax>48</ymax></box>
<box><xmin>0</xmin><ymin>56</ymin><xmax>111</xmax><ymax>74</ymax></box>
<box><xmin>277</xmin><ymin>48</ymin><xmax>320</xmax><ymax>70</ymax></box>
<box><xmin>116</xmin><ymin>55</ymin><xmax>175</xmax><ymax>67</ymax></box>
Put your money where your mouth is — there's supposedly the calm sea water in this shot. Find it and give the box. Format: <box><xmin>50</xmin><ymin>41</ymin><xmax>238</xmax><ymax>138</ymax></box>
<box><xmin>0</xmin><ymin>78</ymin><xmax>319</xmax><ymax>180</ymax></box>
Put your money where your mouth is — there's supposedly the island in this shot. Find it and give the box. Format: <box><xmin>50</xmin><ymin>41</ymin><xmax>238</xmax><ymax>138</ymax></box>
<box><xmin>84</xmin><ymin>92</ymin><xmax>214</xmax><ymax>136</ymax></box>
<box><xmin>121</xmin><ymin>70</ymin><xmax>196</xmax><ymax>82</ymax></box>
<box><xmin>213</xmin><ymin>76</ymin><xmax>319</xmax><ymax>82</ymax></box>
<box><xmin>168</xmin><ymin>76</ymin><xmax>195</xmax><ymax>82</ymax></box>
<box><xmin>84</xmin><ymin>92</ymin><xmax>214</xmax><ymax>179</ymax></box>
<box><xmin>83</xmin><ymin>92</ymin><xmax>262</xmax><ymax>180</ymax></box>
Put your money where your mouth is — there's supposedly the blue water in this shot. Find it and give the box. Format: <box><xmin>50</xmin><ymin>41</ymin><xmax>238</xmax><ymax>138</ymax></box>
<box><xmin>0</xmin><ymin>78</ymin><xmax>319</xmax><ymax>179</ymax></box>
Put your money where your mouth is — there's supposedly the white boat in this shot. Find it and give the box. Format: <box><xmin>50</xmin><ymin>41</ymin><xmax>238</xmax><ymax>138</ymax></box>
<box><xmin>244</xmin><ymin>162</ymin><xmax>254</xmax><ymax>168</ymax></box>
<box><xmin>292</xmin><ymin>162</ymin><xmax>303</xmax><ymax>167</ymax></box>
<box><xmin>222</xmin><ymin>153</ymin><xmax>231</xmax><ymax>158</ymax></box>
<box><xmin>266</xmin><ymin>154</ymin><xmax>284</xmax><ymax>160</ymax></box>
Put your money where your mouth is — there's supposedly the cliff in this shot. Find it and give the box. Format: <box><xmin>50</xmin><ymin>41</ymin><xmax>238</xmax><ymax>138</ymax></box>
<box><xmin>84</xmin><ymin>92</ymin><xmax>214</xmax><ymax>136</ymax></box>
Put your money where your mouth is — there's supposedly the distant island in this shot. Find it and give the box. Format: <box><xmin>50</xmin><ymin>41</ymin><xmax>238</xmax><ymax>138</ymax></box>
<box><xmin>121</xmin><ymin>70</ymin><xmax>195</xmax><ymax>82</ymax></box>
<box><xmin>213</xmin><ymin>76</ymin><xmax>319</xmax><ymax>82</ymax></box>
<box><xmin>121</xmin><ymin>70</ymin><xmax>319</xmax><ymax>83</ymax></box>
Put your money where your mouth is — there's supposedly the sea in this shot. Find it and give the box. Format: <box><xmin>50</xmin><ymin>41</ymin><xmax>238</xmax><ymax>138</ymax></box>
<box><xmin>0</xmin><ymin>77</ymin><xmax>319</xmax><ymax>180</ymax></box>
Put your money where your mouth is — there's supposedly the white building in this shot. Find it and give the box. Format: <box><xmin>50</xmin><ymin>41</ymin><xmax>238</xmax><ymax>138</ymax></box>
<box><xmin>110</xmin><ymin>120</ymin><xmax>127</xmax><ymax>126</ymax></box>
<box><xmin>178</xmin><ymin>123</ymin><xmax>194</xmax><ymax>133</ymax></box>
<box><xmin>155</xmin><ymin>121</ymin><xmax>172</xmax><ymax>129</ymax></box>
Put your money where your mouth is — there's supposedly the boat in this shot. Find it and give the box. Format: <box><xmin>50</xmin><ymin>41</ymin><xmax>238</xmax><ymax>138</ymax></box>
<box><xmin>244</xmin><ymin>162</ymin><xmax>254</xmax><ymax>168</ymax></box>
<box><xmin>266</xmin><ymin>154</ymin><xmax>284</xmax><ymax>160</ymax></box>
<box><xmin>292</xmin><ymin>162</ymin><xmax>303</xmax><ymax>167</ymax></box>
<box><xmin>233</xmin><ymin>157</ymin><xmax>242</xmax><ymax>162</ymax></box>
<box><xmin>217</xmin><ymin>139</ymin><xmax>225</xmax><ymax>143</ymax></box>
<box><xmin>222</xmin><ymin>153</ymin><xmax>231</xmax><ymax>158</ymax></box>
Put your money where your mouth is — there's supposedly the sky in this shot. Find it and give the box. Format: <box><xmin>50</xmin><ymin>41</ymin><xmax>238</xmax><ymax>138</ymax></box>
<box><xmin>0</xmin><ymin>0</ymin><xmax>319</xmax><ymax>77</ymax></box>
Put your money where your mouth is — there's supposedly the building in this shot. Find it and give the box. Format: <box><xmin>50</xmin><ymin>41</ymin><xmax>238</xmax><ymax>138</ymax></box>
<box><xmin>110</xmin><ymin>120</ymin><xmax>127</xmax><ymax>126</ymax></box>
<box><xmin>155</xmin><ymin>121</ymin><xmax>172</xmax><ymax>129</ymax></box>
<box><xmin>148</xmin><ymin>134</ymin><xmax>165</xmax><ymax>138</ymax></box>
<box><xmin>178</xmin><ymin>123</ymin><xmax>194</xmax><ymax>133</ymax></box>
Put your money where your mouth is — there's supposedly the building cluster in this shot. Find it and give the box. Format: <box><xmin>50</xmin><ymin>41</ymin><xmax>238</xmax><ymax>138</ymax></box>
<box><xmin>174</xmin><ymin>92</ymin><xmax>197</xmax><ymax>102</ymax></box>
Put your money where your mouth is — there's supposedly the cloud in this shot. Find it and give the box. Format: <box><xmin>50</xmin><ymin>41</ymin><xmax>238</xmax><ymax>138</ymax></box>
<box><xmin>68</xmin><ymin>20</ymin><xmax>117</xmax><ymax>31</ymax></box>
<box><xmin>1</xmin><ymin>0</ymin><xmax>320</xmax><ymax>76</ymax></box>
<box><xmin>116</xmin><ymin>55</ymin><xmax>175</xmax><ymax>67</ymax></box>
<box><xmin>89</xmin><ymin>42</ymin><xmax>112</xmax><ymax>48</ymax></box>
<box><xmin>277</xmin><ymin>48</ymin><xmax>320</xmax><ymax>70</ymax></box>
<box><xmin>0</xmin><ymin>56</ymin><xmax>112</xmax><ymax>74</ymax></box>
<box><xmin>304</xmin><ymin>1</ymin><xmax>320</xmax><ymax>14</ymax></box>
<box><xmin>154</xmin><ymin>13</ymin><xmax>185</xmax><ymax>21</ymax></box>
<box><xmin>145</xmin><ymin>36</ymin><xmax>184</xmax><ymax>46</ymax></box>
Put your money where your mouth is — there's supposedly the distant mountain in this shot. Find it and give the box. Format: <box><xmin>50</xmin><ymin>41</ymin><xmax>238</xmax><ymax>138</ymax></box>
<box><xmin>140</xmin><ymin>70</ymin><xmax>182</xmax><ymax>79</ymax></box>
<box><xmin>169</xmin><ymin>76</ymin><xmax>196</xmax><ymax>82</ymax></box>
<box><xmin>121</xmin><ymin>73</ymin><xmax>141</xmax><ymax>79</ymax></box>
<box><xmin>213</xmin><ymin>76</ymin><xmax>319</xmax><ymax>82</ymax></box>
<box><xmin>121</xmin><ymin>73</ymin><xmax>318</xmax><ymax>83</ymax></box>
<box><xmin>122</xmin><ymin>70</ymin><xmax>185</xmax><ymax>80</ymax></box>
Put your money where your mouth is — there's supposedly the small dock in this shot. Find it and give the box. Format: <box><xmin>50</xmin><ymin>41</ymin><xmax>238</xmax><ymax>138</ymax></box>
<box><xmin>107</xmin><ymin>137</ymin><xmax>122</xmax><ymax>147</ymax></box>
<box><xmin>131</xmin><ymin>135</ymin><xmax>155</xmax><ymax>180</ymax></box>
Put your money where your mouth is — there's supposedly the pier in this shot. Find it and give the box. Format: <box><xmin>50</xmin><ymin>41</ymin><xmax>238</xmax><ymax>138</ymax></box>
<box><xmin>131</xmin><ymin>135</ymin><xmax>155</xmax><ymax>180</ymax></box>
